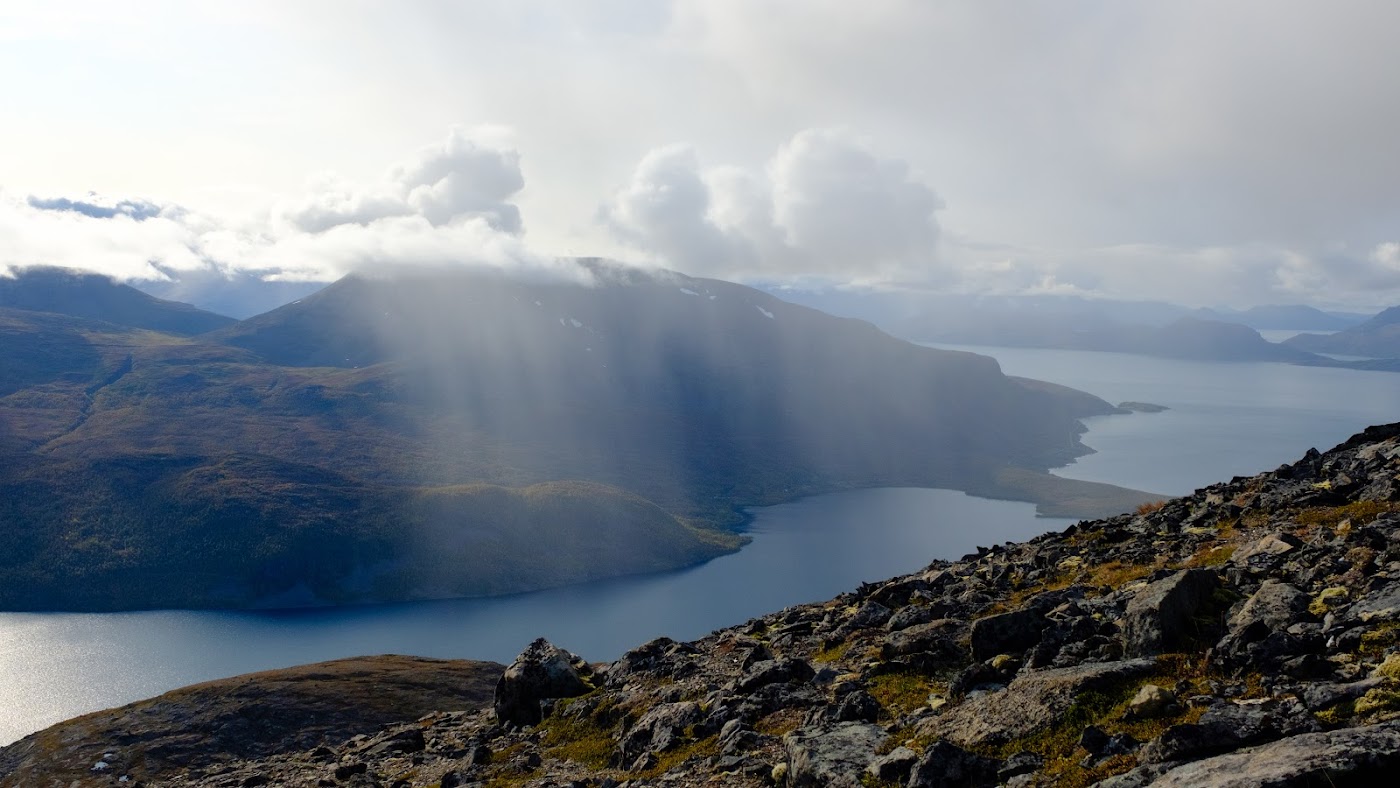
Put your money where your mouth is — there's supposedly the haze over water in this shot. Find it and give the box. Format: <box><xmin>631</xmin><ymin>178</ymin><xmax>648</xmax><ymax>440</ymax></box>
<box><xmin>1</xmin><ymin>348</ymin><xmax>1397</xmax><ymax>745</ymax></box>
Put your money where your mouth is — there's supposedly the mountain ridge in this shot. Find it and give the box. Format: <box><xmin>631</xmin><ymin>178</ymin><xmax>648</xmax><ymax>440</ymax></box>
<box><xmin>0</xmin><ymin>262</ymin><xmax>1153</xmax><ymax>611</ymax></box>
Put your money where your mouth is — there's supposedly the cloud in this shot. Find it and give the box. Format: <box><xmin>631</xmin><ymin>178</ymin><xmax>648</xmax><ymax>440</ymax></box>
<box><xmin>942</xmin><ymin>241</ymin><xmax>1400</xmax><ymax>310</ymax></box>
<box><xmin>1</xmin><ymin>128</ymin><xmax>569</xmax><ymax>289</ymax></box>
<box><xmin>601</xmin><ymin>128</ymin><xmax>942</xmax><ymax>281</ymax></box>
<box><xmin>279</xmin><ymin>128</ymin><xmax>525</xmax><ymax>235</ymax></box>
<box><xmin>27</xmin><ymin>195</ymin><xmax>164</xmax><ymax>222</ymax></box>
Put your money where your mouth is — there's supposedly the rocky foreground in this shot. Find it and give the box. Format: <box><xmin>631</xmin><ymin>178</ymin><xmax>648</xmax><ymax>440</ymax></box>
<box><xmin>8</xmin><ymin>424</ymin><xmax>1400</xmax><ymax>787</ymax></box>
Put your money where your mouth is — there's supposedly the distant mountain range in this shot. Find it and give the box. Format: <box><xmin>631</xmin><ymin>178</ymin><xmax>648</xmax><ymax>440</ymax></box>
<box><xmin>768</xmin><ymin>288</ymin><xmax>1398</xmax><ymax>369</ymax></box>
<box><xmin>1285</xmin><ymin>306</ymin><xmax>1400</xmax><ymax>358</ymax></box>
<box><xmin>0</xmin><ymin>264</ymin><xmax>1151</xmax><ymax>611</ymax></box>
<box><xmin>0</xmin><ymin>266</ymin><xmax>234</xmax><ymax>335</ymax></box>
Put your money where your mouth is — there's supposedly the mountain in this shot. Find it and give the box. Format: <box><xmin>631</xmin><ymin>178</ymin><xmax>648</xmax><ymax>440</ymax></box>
<box><xmin>1195</xmin><ymin>304</ymin><xmax>1369</xmax><ymax>331</ymax></box>
<box><xmin>0</xmin><ymin>266</ymin><xmax>235</xmax><ymax>334</ymax></box>
<box><xmin>0</xmin><ymin>261</ymin><xmax>1147</xmax><ymax>611</ymax></box>
<box><xmin>764</xmin><ymin>290</ymin><xmax>1397</xmax><ymax>369</ymax></box>
<box><xmin>8</xmin><ymin>424</ymin><xmax>1399</xmax><ymax>787</ymax></box>
<box><xmin>1285</xmin><ymin>306</ymin><xmax>1400</xmax><ymax>358</ymax></box>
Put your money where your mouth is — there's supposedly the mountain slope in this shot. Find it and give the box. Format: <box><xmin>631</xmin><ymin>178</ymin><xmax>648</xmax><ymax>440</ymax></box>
<box><xmin>0</xmin><ymin>261</ymin><xmax>1150</xmax><ymax>611</ymax></box>
<box><xmin>0</xmin><ymin>266</ymin><xmax>235</xmax><ymax>334</ymax></box>
<box><xmin>1286</xmin><ymin>305</ymin><xmax>1400</xmax><ymax>358</ymax></box>
<box><xmin>10</xmin><ymin>424</ymin><xmax>1399</xmax><ymax>787</ymax></box>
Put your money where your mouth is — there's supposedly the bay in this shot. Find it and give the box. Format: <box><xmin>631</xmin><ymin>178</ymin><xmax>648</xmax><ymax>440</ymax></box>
<box><xmin>0</xmin><ymin>488</ymin><xmax>1067</xmax><ymax>746</ymax></box>
<box><xmin>3</xmin><ymin>345</ymin><xmax>1397</xmax><ymax>746</ymax></box>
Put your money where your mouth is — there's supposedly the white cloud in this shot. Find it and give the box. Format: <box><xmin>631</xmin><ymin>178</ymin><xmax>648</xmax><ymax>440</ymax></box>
<box><xmin>278</xmin><ymin>128</ymin><xmax>525</xmax><ymax>235</ymax></box>
<box><xmin>601</xmin><ymin>128</ymin><xmax>942</xmax><ymax>281</ymax></box>
<box><xmin>1</xmin><ymin>128</ymin><xmax>580</xmax><ymax>288</ymax></box>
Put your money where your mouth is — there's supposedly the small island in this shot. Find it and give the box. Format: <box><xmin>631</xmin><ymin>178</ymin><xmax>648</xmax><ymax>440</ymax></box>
<box><xmin>1118</xmin><ymin>401</ymin><xmax>1170</xmax><ymax>413</ymax></box>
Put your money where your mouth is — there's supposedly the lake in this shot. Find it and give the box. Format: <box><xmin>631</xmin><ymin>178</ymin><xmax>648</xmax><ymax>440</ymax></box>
<box><xmin>3</xmin><ymin>346</ymin><xmax>1398</xmax><ymax>745</ymax></box>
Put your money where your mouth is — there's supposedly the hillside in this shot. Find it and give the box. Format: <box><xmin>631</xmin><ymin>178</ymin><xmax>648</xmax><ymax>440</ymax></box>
<box><xmin>0</xmin><ymin>267</ymin><xmax>234</xmax><ymax>335</ymax></box>
<box><xmin>9</xmin><ymin>424</ymin><xmax>1399</xmax><ymax>787</ymax></box>
<box><xmin>0</xmin><ymin>261</ymin><xmax>1149</xmax><ymax>611</ymax></box>
<box><xmin>0</xmin><ymin>656</ymin><xmax>502</xmax><ymax>787</ymax></box>
<box><xmin>1286</xmin><ymin>306</ymin><xmax>1400</xmax><ymax>358</ymax></box>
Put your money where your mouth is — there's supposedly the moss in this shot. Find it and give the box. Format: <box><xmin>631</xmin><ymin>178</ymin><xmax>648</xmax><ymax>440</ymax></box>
<box><xmin>815</xmin><ymin>640</ymin><xmax>852</xmax><ymax>663</ymax></box>
<box><xmin>1375</xmin><ymin>655</ymin><xmax>1400</xmax><ymax>681</ymax></box>
<box><xmin>1187</xmin><ymin>544</ymin><xmax>1235</xmax><ymax>568</ymax></box>
<box><xmin>540</xmin><ymin>713</ymin><xmax>615</xmax><ymax>770</ymax></box>
<box><xmin>1309</xmin><ymin>587</ymin><xmax>1349</xmax><ymax>616</ymax></box>
<box><xmin>868</xmin><ymin>673</ymin><xmax>946</xmax><ymax>718</ymax></box>
<box><xmin>1360</xmin><ymin>623</ymin><xmax>1400</xmax><ymax>657</ymax></box>
<box><xmin>1296</xmin><ymin>501</ymin><xmax>1399</xmax><ymax>530</ymax></box>
<box><xmin>1315</xmin><ymin>697</ymin><xmax>1356</xmax><ymax>726</ymax></box>
<box><xmin>1355</xmin><ymin>687</ymin><xmax>1400</xmax><ymax>719</ymax></box>
<box><xmin>634</xmin><ymin>735</ymin><xmax>720</xmax><ymax>779</ymax></box>
<box><xmin>755</xmin><ymin>708</ymin><xmax>805</xmax><ymax>737</ymax></box>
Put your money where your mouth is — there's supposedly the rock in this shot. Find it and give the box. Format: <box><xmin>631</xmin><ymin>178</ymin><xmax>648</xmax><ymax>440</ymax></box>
<box><xmin>919</xmin><ymin>659</ymin><xmax>1156</xmax><ymax>747</ymax></box>
<box><xmin>783</xmin><ymin>721</ymin><xmax>886</xmax><ymax>787</ymax></box>
<box><xmin>886</xmin><ymin>605</ymin><xmax>937</xmax><ymax>632</ymax></box>
<box><xmin>969</xmin><ymin>608</ymin><xmax>1049</xmax><ymax>661</ymax></box>
<box><xmin>493</xmin><ymin>638</ymin><xmax>593</xmax><ymax>726</ymax></box>
<box><xmin>1144</xmin><ymin>721</ymin><xmax>1400</xmax><ymax>786</ymax></box>
<box><xmin>882</xmin><ymin>619</ymin><xmax>964</xmax><ymax>660</ymax></box>
<box><xmin>1079</xmin><ymin>725</ymin><xmax>1110</xmax><ymax>755</ymax></box>
<box><xmin>1233</xmin><ymin>533</ymin><xmax>1302</xmax><ymax>563</ymax></box>
<box><xmin>865</xmin><ymin>745</ymin><xmax>917</xmax><ymax>783</ymax></box>
<box><xmin>838</xmin><ymin>601</ymin><xmax>893</xmax><ymax>635</ymax></box>
<box><xmin>618</xmin><ymin>701</ymin><xmax>702</xmax><ymax>763</ymax></box>
<box><xmin>833</xmin><ymin>690</ymin><xmax>882</xmax><ymax>723</ymax></box>
<box><xmin>997</xmin><ymin>751</ymin><xmax>1043</xmax><ymax>782</ymax></box>
<box><xmin>363</xmin><ymin>727</ymin><xmax>426</xmax><ymax>756</ymax></box>
<box><xmin>1121</xmin><ymin>569</ymin><xmax>1219</xmax><ymax>657</ymax></box>
<box><xmin>1125</xmin><ymin>684</ymin><xmax>1176</xmax><ymax>720</ymax></box>
<box><xmin>736</xmin><ymin>658</ymin><xmax>815</xmax><ymax>692</ymax></box>
<box><xmin>1142</xmin><ymin>698</ymin><xmax>1321</xmax><ymax>763</ymax></box>
<box><xmin>905</xmin><ymin>739</ymin><xmax>1002</xmax><ymax>787</ymax></box>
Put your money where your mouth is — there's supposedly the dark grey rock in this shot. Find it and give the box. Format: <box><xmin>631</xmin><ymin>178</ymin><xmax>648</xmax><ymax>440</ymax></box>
<box><xmin>969</xmin><ymin>608</ymin><xmax>1049</xmax><ymax>661</ymax></box>
<box><xmin>865</xmin><ymin>745</ymin><xmax>917</xmax><ymax>783</ymax></box>
<box><xmin>783</xmin><ymin>721</ymin><xmax>886</xmax><ymax>787</ymax></box>
<box><xmin>737</xmin><ymin>658</ymin><xmax>815</xmax><ymax>692</ymax></box>
<box><xmin>1145</xmin><ymin>721</ymin><xmax>1400</xmax><ymax>786</ymax></box>
<box><xmin>1121</xmin><ymin>569</ymin><xmax>1219</xmax><ymax>657</ymax></box>
<box><xmin>919</xmin><ymin>659</ymin><xmax>1156</xmax><ymax>748</ymax></box>
<box><xmin>905</xmin><ymin>739</ymin><xmax>1001</xmax><ymax>787</ymax></box>
<box><xmin>618</xmin><ymin>701</ymin><xmax>702</xmax><ymax>763</ymax></box>
<box><xmin>493</xmin><ymin>638</ymin><xmax>593</xmax><ymax>726</ymax></box>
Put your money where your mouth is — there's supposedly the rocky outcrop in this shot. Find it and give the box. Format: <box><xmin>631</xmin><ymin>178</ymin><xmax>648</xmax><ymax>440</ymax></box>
<box><xmin>494</xmin><ymin>638</ymin><xmax>597</xmax><ymax>726</ymax></box>
<box><xmin>7</xmin><ymin>423</ymin><xmax>1400</xmax><ymax>787</ymax></box>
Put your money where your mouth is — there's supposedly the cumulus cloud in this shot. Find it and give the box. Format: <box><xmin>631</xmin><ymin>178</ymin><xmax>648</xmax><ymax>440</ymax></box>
<box><xmin>279</xmin><ymin>128</ymin><xmax>525</xmax><ymax>235</ymax></box>
<box><xmin>601</xmin><ymin>129</ymin><xmax>943</xmax><ymax>281</ymax></box>
<box><xmin>0</xmin><ymin>128</ymin><xmax>575</xmax><ymax>289</ymax></box>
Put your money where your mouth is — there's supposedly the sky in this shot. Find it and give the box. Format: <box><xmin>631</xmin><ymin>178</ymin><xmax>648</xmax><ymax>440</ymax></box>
<box><xmin>2</xmin><ymin>0</ymin><xmax>1400</xmax><ymax>311</ymax></box>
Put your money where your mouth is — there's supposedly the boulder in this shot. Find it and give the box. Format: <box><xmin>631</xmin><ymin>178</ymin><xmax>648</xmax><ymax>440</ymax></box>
<box><xmin>906</xmin><ymin>739</ymin><xmax>1002</xmax><ymax>787</ymax></box>
<box><xmin>1145</xmin><ymin>721</ymin><xmax>1400</xmax><ymax>786</ymax></box>
<box><xmin>969</xmin><ymin>608</ymin><xmax>1049</xmax><ymax>661</ymax></box>
<box><xmin>1125</xmin><ymin>684</ymin><xmax>1176</xmax><ymax>720</ymax></box>
<box><xmin>493</xmin><ymin>638</ymin><xmax>593</xmax><ymax>726</ymax></box>
<box><xmin>865</xmin><ymin>745</ymin><xmax>917</xmax><ymax>783</ymax></box>
<box><xmin>918</xmin><ymin>659</ymin><xmax>1156</xmax><ymax>748</ymax></box>
<box><xmin>783</xmin><ymin>721</ymin><xmax>886</xmax><ymax>787</ymax></box>
<box><xmin>736</xmin><ymin>658</ymin><xmax>815</xmax><ymax>692</ymax></box>
<box><xmin>1121</xmin><ymin>569</ymin><xmax>1219</xmax><ymax>657</ymax></box>
<box><xmin>618</xmin><ymin>701</ymin><xmax>702</xmax><ymax>764</ymax></box>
